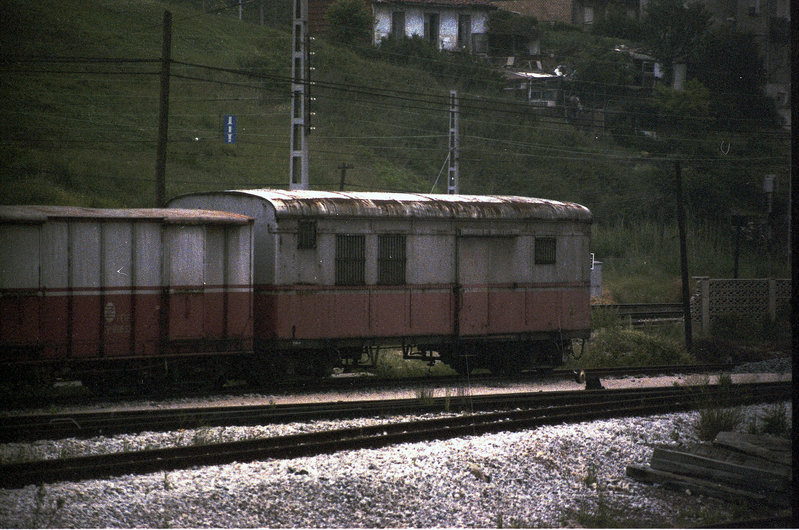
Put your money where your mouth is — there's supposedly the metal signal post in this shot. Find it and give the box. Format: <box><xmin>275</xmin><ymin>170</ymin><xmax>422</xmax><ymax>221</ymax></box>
<box><xmin>447</xmin><ymin>90</ymin><xmax>459</xmax><ymax>194</ymax></box>
<box><xmin>289</xmin><ymin>0</ymin><xmax>310</xmax><ymax>190</ymax></box>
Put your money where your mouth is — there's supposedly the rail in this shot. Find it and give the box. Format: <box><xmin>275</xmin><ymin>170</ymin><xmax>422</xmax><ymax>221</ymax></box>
<box><xmin>0</xmin><ymin>381</ymin><xmax>790</xmax><ymax>489</ymax></box>
<box><xmin>592</xmin><ymin>303</ymin><xmax>684</xmax><ymax>322</ymax></box>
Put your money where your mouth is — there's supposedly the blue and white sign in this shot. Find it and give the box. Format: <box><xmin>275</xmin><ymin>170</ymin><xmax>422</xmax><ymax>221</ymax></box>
<box><xmin>224</xmin><ymin>115</ymin><xmax>236</xmax><ymax>144</ymax></box>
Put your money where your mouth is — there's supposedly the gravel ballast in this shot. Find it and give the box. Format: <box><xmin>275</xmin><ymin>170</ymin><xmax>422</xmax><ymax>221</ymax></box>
<box><xmin>0</xmin><ymin>399</ymin><xmax>791</xmax><ymax>528</ymax></box>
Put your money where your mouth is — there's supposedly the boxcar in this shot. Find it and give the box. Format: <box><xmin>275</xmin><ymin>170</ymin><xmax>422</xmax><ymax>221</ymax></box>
<box><xmin>0</xmin><ymin>206</ymin><xmax>253</xmax><ymax>389</ymax></box>
<box><xmin>169</xmin><ymin>190</ymin><xmax>592</xmax><ymax>376</ymax></box>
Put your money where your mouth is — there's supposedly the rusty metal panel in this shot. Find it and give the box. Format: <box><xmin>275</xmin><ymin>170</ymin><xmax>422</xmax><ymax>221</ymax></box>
<box><xmin>168</xmin><ymin>194</ymin><xmax>276</xmax><ymax>285</ymax></box>
<box><xmin>69</xmin><ymin>222</ymin><xmax>101</xmax><ymax>289</ymax></box>
<box><xmin>41</xmin><ymin>221</ymin><xmax>68</xmax><ymax>290</ymax></box>
<box><xmin>133</xmin><ymin>223</ymin><xmax>163</xmax><ymax>287</ymax></box>
<box><xmin>165</xmin><ymin>225</ymin><xmax>204</xmax><ymax>287</ymax></box>
<box><xmin>226</xmin><ymin>224</ymin><xmax>253</xmax><ymax>287</ymax></box>
<box><xmin>407</xmin><ymin>233</ymin><xmax>454</xmax><ymax>284</ymax></box>
<box><xmin>204</xmin><ymin>227</ymin><xmax>226</xmax><ymax>287</ymax></box>
<box><xmin>102</xmin><ymin>222</ymin><xmax>133</xmax><ymax>288</ymax></box>
<box><xmin>0</xmin><ymin>223</ymin><xmax>40</xmax><ymax>289</ymax></box>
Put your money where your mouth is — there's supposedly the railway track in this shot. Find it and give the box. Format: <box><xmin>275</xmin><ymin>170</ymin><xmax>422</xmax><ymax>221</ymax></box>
<box><xmin>0</xmin><ymin>380</ymin><xmax>790</xmax><ymax>489</ymax></box>
<box><xmin>0</xmin><ymin>363</ymin><xmax>739</xmax><ymax>442</ymax></box>
<box><xmin>591</xmin><ymin>303</ymin><xmax>684</xmax><ymax>322</ymax></box>
<box><xmin>3</xmin><ymin>361</ymin><xmax>738</xmax><ymax>411</ymax></box>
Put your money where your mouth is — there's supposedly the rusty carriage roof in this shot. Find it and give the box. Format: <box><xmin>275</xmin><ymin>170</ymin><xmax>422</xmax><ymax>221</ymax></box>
<box><xmin>0</xmin><ymin>205</ymin><xmax>252</xmax><ymax>225</ymax></box>
<box><xmin>215</xmin><ymin>189</ymin><xmax>592</xmax><ymax>222</ymax></box>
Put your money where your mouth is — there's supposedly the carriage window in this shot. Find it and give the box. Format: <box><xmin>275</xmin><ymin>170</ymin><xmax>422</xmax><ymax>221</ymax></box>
<box><xmin>378</xmin><ymin>234</ymin><xmax>406</xmax><ymax>285</ymax></box>
<box><xmin>535</xmin><ymin>237</ymin><xmax>557</xmax><ymax>265</ymax></box>
<box><xmin>336</xmin><ymin>234</ymin><xmax>365</xmax><ymax>285</ymax></box>
<box><xmin>297</xmin><ymin>220</ymin><xmax>316</xmax><ymax>249</ymax></box>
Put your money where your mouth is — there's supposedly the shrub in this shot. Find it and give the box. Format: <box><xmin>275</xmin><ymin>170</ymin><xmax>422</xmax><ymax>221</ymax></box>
<box><xmin>590</xmin><ymin>306</ymin><xmax>621</xmax><ymax>331</ymax></box>
<box><xmin>692</xmin><ymin>373</ymin><xmax>743</xmax><ymax>440</ymax></box>
<box><xmin>695</xmin><ymin>406</ymin><xmax>743</xmax><ymax>441</ymax></box>
<box><xmin>747</xmin><ymin>402</ymin><xmax>790</xmax><ymax>438</ymax></box>
<box><xmin>574</xmin><ymin>327</ymin><xmax>693</xmax><ymax>368</ymax></box>
<box><xmin>325</xmin><ymin>0</ymin><xmax>373</xmax><ymax>46</ymax></box>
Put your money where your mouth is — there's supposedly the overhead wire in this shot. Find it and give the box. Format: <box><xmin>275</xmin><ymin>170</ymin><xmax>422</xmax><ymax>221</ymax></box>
<box><xmin>1</xmin><ymin>54</ymin><xmax>788</xmax><ymax>167</ymax></box>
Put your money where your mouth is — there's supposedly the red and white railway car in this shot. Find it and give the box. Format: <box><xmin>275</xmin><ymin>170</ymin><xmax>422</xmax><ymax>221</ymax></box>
<box><xmin>169</xmin><ymin>190</ymin><xmax>592</xmax><ymax>375</ymax></box>
<box><xmin>0</xmin><ymin>206</ymin><xmax>253</xmax><ymax>388</ymax></box>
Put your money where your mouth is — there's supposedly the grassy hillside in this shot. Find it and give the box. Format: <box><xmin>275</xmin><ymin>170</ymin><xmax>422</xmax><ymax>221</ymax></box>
<box><xmin>0</xmin><ymin>0</ymin><xmax>790</xmax><ymax>301</ymax></box>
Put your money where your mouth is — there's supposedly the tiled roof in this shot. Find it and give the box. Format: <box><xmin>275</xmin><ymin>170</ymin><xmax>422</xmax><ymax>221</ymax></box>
<box><xmin>372</xmin><ymin>0</ymin><xmax>497</xmax><ymax>7</ymax></box>
<box><xmin>490</xmin><ymin>0</ymin><xmax>573</xmax><ymax>23</ymax></box>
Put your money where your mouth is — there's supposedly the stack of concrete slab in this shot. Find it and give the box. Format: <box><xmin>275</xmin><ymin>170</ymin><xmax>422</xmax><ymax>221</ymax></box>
<box><xmin>626</xmin><ymin>431</ymin><xmax>792</xmax><ymax>507</ymax></box>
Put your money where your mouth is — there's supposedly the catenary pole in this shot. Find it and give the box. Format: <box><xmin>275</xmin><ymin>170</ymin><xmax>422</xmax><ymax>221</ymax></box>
<box><xmin>155</xmin><ymin>10</ymin><xmax>172</xmax><ymax>207</ymax></box>
<box><xmin>675</xmin><ymin>160</ymin><xmax>692</xmax><ymax>350</ymax></box>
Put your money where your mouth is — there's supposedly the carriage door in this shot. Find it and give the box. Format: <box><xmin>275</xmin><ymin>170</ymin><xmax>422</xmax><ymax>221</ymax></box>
<box><xmin>456</xmin><ymin>234</ymin><xmax>515</xmax><ymax>337</ymax></box>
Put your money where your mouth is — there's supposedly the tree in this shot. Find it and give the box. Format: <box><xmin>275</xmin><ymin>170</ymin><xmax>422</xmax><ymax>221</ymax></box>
<box><xmin>642</xmin><ymin>0</ymin><xmax>711</xmax><ymax>80</ymax></box>
<box><xmin>325</xmin><ymin>0</ymin><xmax>373</xmax><ymax>46</ymax></box>
<box><xmin>690</xmin><ymin>27</ymin><xmax>780</xmax><ymax>130</ymax></box>
<box><xmin>654</xmin><ymin>78</ymin><xmax>711</xmax><ymax>139</ymax></box>
<box><xmin>591</xmin><ymin>2</ymin><xmax>645</xmax><ymax>42</ymax></box>
<box><xmin>570</xmin><ymin>42</ymin><xmax>636</xmax><ymax>106</ymax></box>
<box><xmin>488</xmin><ymin>11</ymin><xmax>538</xmax><ymax>56</ymax></box>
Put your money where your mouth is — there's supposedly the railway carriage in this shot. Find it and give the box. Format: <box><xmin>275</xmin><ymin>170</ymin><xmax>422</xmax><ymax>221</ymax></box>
<box><xmin>0</xmin><ymin>206</ymin><xmax>254</xmax><ymax>389</ymax></box>
<box><xmin>168</xmin><ymin>190</ymin><xmax>592</xmax><ymax>376</ymax></box>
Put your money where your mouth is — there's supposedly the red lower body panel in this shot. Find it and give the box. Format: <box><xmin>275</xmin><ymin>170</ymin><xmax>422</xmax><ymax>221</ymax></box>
<box><xmin>0</xmin><ymin>287</ymin><xmax>252</xmax><ymax>363</ymax></box>
<box><xmin>257</xmin><ymin>283</ymin><xmax>589</xmax><ymax>342</ymax></box>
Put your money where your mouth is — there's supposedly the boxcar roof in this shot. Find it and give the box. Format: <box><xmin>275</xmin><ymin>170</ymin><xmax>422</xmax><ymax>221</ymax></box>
<box><xmin>181</xmin><ymin>189</ymin><xmax>592</xmax><ymax>222</ymax></box>
<box><xmin>0</xmin><ymin>205</ymin><xmax>251</xmax><ymax>225</ymax></box>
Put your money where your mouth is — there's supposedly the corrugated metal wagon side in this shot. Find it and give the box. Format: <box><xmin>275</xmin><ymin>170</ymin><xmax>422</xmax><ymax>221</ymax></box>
<box><xmin>169</xmin><ymin>189</ymin><xmax>592</xmax><ymax>376</ymax></box>
<box><xmin>0</xmin><ymin>206</ymin><xmax>253</xmax><ymax>390</ymax></box>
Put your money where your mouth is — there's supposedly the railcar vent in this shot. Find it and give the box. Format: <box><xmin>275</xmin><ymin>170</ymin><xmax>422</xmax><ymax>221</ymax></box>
<box><xmin>378</xmin><ymin>234</ymin><xmax>406</xmax><ymax>285</ymax></box>
<box><xmin>335</xmin><ymin>234</ymin><xmax>365</xmax><ymax>285</ymax></box>
<box><xmin>535</xmin><ymin>237</ymin><xmax>557</xmax><ymax>265</ymax></box>
<box><xmin>297</xmin><ymin>220</ymin><xmax>316</xmax><ymax>249</ymax></box>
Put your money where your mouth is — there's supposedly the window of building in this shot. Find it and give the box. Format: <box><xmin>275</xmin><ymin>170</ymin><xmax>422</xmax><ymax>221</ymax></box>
<box><xmin>424</xmin><ymin>13</ymin><xmax>440</xmax><ymax>46</ymax></box>
<box><xmin>535</xmin><ymin>237</ymin><xmax>557</xmax><ymax>265</ymax></box>
<box><xmin>335</xmin><ymin>234</ymin><xmax>365</xmax><ymax>285</ymax></box>
<box><xmin>391</xmin><ymin>11</ymin><xmax>405</xmax><ymax>39</ymax></box>
<box><xmin>297</xmin><ymin>220</ymin><xmax>316</xmax><ymax>249</ymax></box>
<box><xmin>378</xmin><ymin>234</ymin><xmax>406</xmax><ymax>285</ymax></box>
<box><xmin>457</xmin><ymin>15</ymin><xmax>471</xmax><ymax>50</ymax></box>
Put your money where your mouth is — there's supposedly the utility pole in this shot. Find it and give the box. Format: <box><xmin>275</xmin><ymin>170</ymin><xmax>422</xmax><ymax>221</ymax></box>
<box><xmin>155</xmin><ymin>10</ymin><xmax>172</xmax><ymax>207</ymax></box>
<box><xmin>289</xmin><ymin>0</ymin><xmax>310</xmax><ymax>190</ymax></box>
<box><xmin>447</xmin><ymin>90</ymin><xmax>459</xmax><ymax>194</ymax></box>
<box><xmin>675</xmin><ymin>160</ymin><xmax>692</xmax><ymax>350</ymax></box>
<box><xmin>338</xmin><ymin>163</ymin><xmax>353</xmax><ymax>191</ymax></box>
<box><xmin>763</xmin><ymin>174</ymin><xmax>776</xmax><ymax>278</ymax></box>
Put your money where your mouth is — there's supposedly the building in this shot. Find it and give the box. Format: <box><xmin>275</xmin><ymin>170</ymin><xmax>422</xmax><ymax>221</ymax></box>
<box><xmin>309</xmin><ymin>0</ymin><xmax>497</xmax><ymax>52</ymax></box>
<box><xmin>372</xmin><ymin>0</ymin><xmax>496</xmax><ymax>52</ymax></box>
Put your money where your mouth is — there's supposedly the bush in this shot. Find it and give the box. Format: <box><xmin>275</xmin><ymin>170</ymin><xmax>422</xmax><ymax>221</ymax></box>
<box><xmin>695</xmin><ymin>406</ymin><xmax>743</xmax><ymax>441</ymax></box>
<box><xmin>572</xmin><ymin>327</ymin><xmax>693</xmax><ymax>368</ymax></box>
<box><xmin>747</xmin><ymin>402</ymin><xmax>790</xmax><ymax>438</ymax></box>
<box><xmin>325</xmin><ymin>0</ymin><xmax>373</xmax><ymax>46</ymax></box>
<box><xmin>372</xmin><ymin>350</ymin><xmax>455</xmax><ymax>378</ymax></box>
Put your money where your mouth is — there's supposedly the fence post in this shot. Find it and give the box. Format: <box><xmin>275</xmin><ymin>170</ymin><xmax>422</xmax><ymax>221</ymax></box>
<box><xmin>690</xmin><ymin>276</ymin><xmax>710</xmax><ymax>336</ymax></box>
<box><xmin>768</xmin><ymin>278</ymin><xmax>777</xmax><ymax>322</ymax></box>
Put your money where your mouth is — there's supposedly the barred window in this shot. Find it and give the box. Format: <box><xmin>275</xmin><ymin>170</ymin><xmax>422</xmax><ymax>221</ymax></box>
<box><xmin>297</xmin><ymin>220</ymin><xmax>316</xmax><ymax>249</ymax></box>
<box><xmin>535</xmin><ymin>237</ymin><xmax>557</xmax><ymax>265</ymax></box>
<box><xmin>378</xmin><ymin>234</ymin><xmax>406</xmax><ymax>285</ymax></box>
<box><xmin>335</xmin><ymin>234</ymin><xmax>365</xmax><ymax>285</ymax></box>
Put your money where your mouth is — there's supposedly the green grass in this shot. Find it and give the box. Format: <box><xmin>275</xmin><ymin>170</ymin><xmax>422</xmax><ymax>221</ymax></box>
<box><xmin>593</xmin><ymin>220</ymin><xmax>789</xmax><ymax>303</ymax></box>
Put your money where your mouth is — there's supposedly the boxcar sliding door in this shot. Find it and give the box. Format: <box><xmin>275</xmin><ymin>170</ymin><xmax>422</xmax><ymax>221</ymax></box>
<box><xmin>456</xmin><ymin>235</ymin><xmax>519</xmax><ymax>337</ymax></box>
